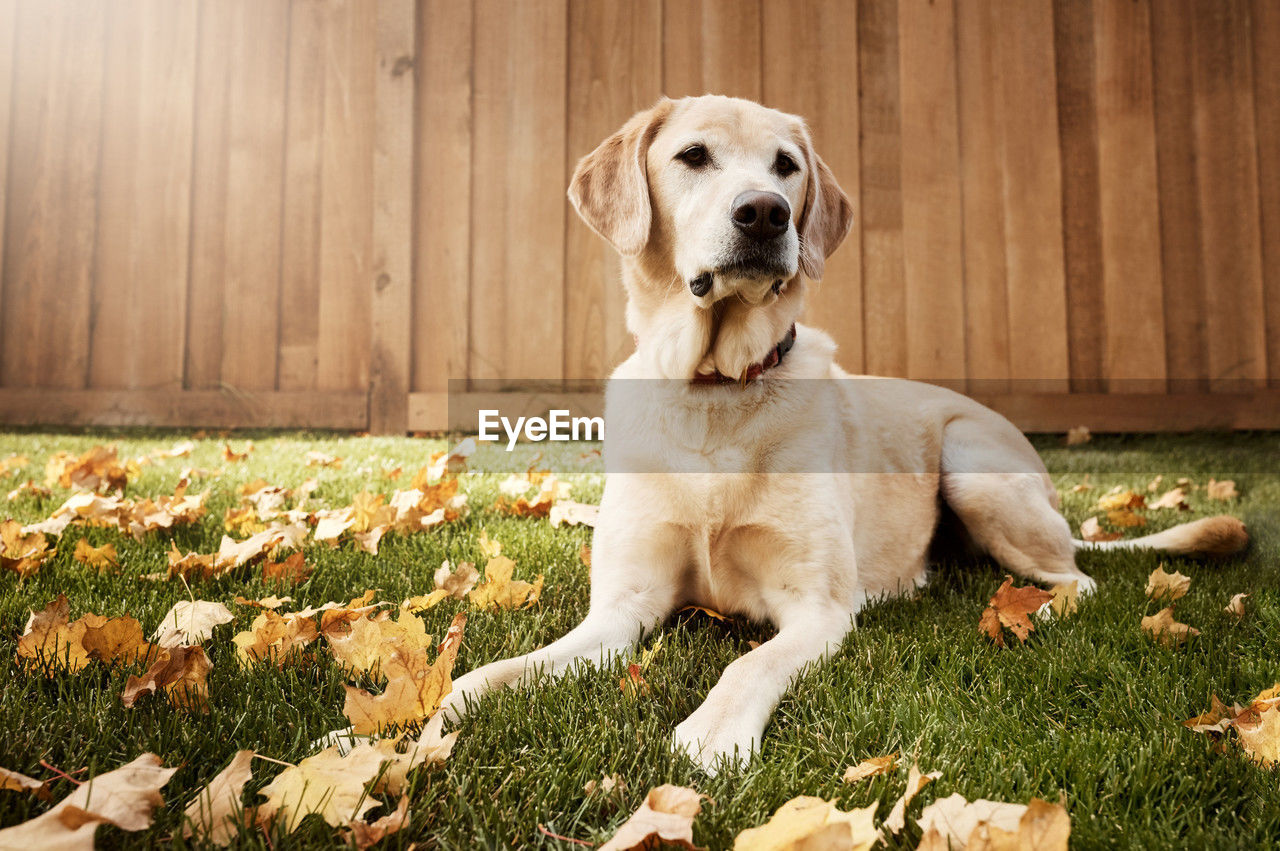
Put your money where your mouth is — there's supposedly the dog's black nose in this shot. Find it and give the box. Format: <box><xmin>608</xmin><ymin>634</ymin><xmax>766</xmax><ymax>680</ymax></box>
<box><xmin>731</xmin><ymin>190</ymin><xmax>790</xmax><ymax>241</ymax></box>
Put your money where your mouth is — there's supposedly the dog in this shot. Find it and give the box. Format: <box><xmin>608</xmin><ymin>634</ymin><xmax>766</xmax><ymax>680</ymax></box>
<box><xmin>432</xmin><ymin>95</ymin><xmax>1249</xmax><ymax>774</ymax></box>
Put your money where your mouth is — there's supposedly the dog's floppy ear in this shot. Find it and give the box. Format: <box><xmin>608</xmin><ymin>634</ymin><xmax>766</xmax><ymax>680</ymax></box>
<box><xmin>568</xmin><ymin>98</ymin><xmax>673</xmax><ymax>257</ymax></box>
<box><xmin>795</xmin><ymin>123</ymin><xmax>855</xmax><ymax>281</ymax></box>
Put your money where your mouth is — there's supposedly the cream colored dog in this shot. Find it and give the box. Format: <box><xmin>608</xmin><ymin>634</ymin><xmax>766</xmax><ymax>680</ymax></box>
<box><xmin>434</xmin><ymin>95</ymin><xmax>1248</xmax><ymax>773</ymax></box>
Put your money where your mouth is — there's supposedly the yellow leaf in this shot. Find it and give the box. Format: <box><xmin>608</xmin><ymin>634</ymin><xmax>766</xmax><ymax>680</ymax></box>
<box><xmin>342</xmin><ymin>613</ymin><xmax>466</xmax><ymax>734</ymax></box>
<box><xmin>842</xmin><ymin>753</ymin><xmax>897</xmax><ymax>783</ymax></box>
<box><xmin>255</xmin><ymin>744</ymin><xmax>386</xmax><ymax>832</ymax></box>
<box><xmin>1096</xmin><ymin>489</ymin><xmax>1145</xmax><ymax>511</ymax></box>
<box><xmin>345</xmin><ymin>794</ymin><xmax>410</xmax><ymax>850</ymax></box>
<box><xmin>232</xmin><ymin>610</ymin><xmax>319</xmax><ymax>668</ymax></box>
<box><xmin>1</xmin><ymin>519</ymin><xmax>55</xmax><ymax>577</ymax></box>
<box><xmin>1049</xmin><ymin>581</ymin><xmax>1078</xmax><ymax>618</ymax></box>
<box><xmin>182</xmin><ymin>750</ymin><xmax>255</xmax><ymax>846</ymax></box>
<box><xmin>154</xmin><ymin>600</ymin><xmax>234</xmax><ymax>646</ymax></box>
<box><xmin>917</xmin><ymin>793</ymin><xmax>1030</xmax><ymax>851</ymax></box>
<box><xmin>1106</xmin><ymin>508</ymin><xmax>1146</xmax><ymax>528</ymax></box>
<box><xmin>1148</xmin><ymin>488</ymin><xmax>1190</xmax><ymax>511</ymax></box>
<box><xmin>601</xmin><ymin>784</ymin><xmax>703</xmax><ymax>851</ymax></box>
<box><xmin>733</xmin><ymin>795</ymin><xmax>878</xmax><ymax>851</ymax></box>
<box><xmin>883</xmin><ymin>761</ymin><xmax>941</xmax><ymax>834</ymax></box>
<box><xmin>468</xmin><ymin>556</ymin><xmax>543</xmax><ymax>610</ymax></box>
<box><xmin>72</xmin><ymin>539</ymin><xmax>118</xmax><ymax>571</ymax></box>
<box><xmin>1145</xmin><ymin>566</ymin><xmax>1191</xmax><ymax>602</ymax></box>
<box><xmin>478</xmin><ymin>528</ymin><xmax>502</xmax><ymax>558</ymax></box>
<box><xmin>328</xmin><ymin>610</ymin><xmax>433</xmax><ymax>677</ymax></box>
<box><xmin>1079</xmin><ymin>516</ymin><xmax>1120</xmax><ymax>543</ymax></box>
<box><xmin>1225</xmin><ymin>592</ymin><xmax>1248</xmax><ymax>619</ymax></box>
<box><xmin>1141</xmin><ymin>607</ymin><xmax>1200</xmax><ymax>647</ymax></box>
<box><xmin>1206</xmin><ymin>478</ymin><xmax>1239</xmax><ymax>500</ymax></box>
<box><xmin>1237</xmin><ymin>706</ymin><xmax>1280</xmax><ymax>766</ymax></box>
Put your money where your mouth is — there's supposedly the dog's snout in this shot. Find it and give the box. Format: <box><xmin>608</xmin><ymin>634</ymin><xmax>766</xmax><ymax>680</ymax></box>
<box><xmin>731</xmin><ymin>191</ymin><xmax>790</xmax><ymax>242</ymax></box>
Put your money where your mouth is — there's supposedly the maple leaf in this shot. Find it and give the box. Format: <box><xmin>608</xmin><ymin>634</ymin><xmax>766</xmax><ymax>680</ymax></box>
<box><xmin>44</xmin><ymin>445</ymin><xmax>130</xmax><ymax>492</ymax></box>
<box><xmin>255</xmin><ymin>744</ymin><xmax>387</xmax><ymax>832</ymax></box>
<box><xmin>842</xmin><ymin>753</ymin><xmax>897</xmax><ymax>783</ymax></box>
<box><xmin>80</xmin><ymin>614</ymin><xmax>153</xmax><ymax>667</ymax></box>
<box><xmin>600</xmin><ymin>784</ymin><xmax>704</xmax><ymax>851</ymax></box>
<box><xmin>328</xmin><ymin>610</ymin><xmax>433</xmax><ymax>677</ymax></box>
<box><xmin>1184</xmin><ymin>694</ymin><xmax>1236</xmax><ymax>734</ymax></box>
<box><xmin>351</xmin><ymin>491</ymin><xmax>395</xmax><ymax>534</ymax></box>
<box><xmin>182</xmin><ymin>750</ymin><xmax>255</xmax><ymax>846</ymax></box>
<box><xmin>1238</xmin><ymin>707</ymin><xmax>1280</xmax><ymax>766</ymax></box>
<box><xmin>884</xmin><ymin>761</ymin><xmax>941</xmax><ymax>834</ymax></box>
<box><xmin>493</xmin><ymin>491</ymin><xmax>553</xmax><ymax>518</ymax></box>
<box><xmin>122</xmin><ymin>645</ymin><xmax>213</xmax><ymax>712</ymax></box>
<box><xmin>468</xmin><ymin>556</ymin><xmax>544</xmax><ymax>610</ymax></box>
<box><xmin>16</xmin><ymin>596</ymin><xmax>90</xmax><ymax>673</ymax></box>
<box><xmin>1149</xmin><ymin>487</ymin><xmax>1190</xmax><ymax>510</ymax></box>
<box><xmin>1</xmin><ymin>518</ymin><xmax>55</xmax><ymax>577</ymax></box>
<box><xmin>1097</xmin><ymin>489</ymin><xmax>1145</xmax><ymax>511</ymax></box>
<box><xmin>153</xmin><ymin>601</ymin><xmax>235</xmax><ymax>646</ymax></box>
<box><xmin>223</xmin><ymin>506</ymin><xmax>266</xmax><ymax>536</ymax></box>
<box><xmin>345</xmin><ymin>795</ymin><xmax>410</xmax><ymax>850</ymax></box>
<box><xmin>979</xmin><ymin>576</ymin><xmax>1053</xmax><ymax>647</ymax></box>
<box><xmin>918</xmin><ymin>795</ymin><xmax>1070</xmax><ymax>851</ymax></box>
<box><xmin>365</xmin><ymin>724</ymin><xmax>458</xmax><ymax>796</ymax></box>
<box><xmin>1145</xmin><ymin>566</ymin><xmax>1191</xmax><ymax>602</ymax></box>
<box><xmin>262</xmin><ymin>552</ymin><xmax>312</xmax><ymax>585</ymax></box>
<box><xmin>1141</xmin><ymin>607</ymin><xmax>1200</xmax><ymax>647</ymax></box>
<box><xmin>1049</xmin><ymin>581</ymin><xmax>1079</xmax><ymax>618</ymax></box>
<box><xmin>233</xmin><ymin>594</ymin><xmax>293</xmax><ymax>609</ymax></box>
<box><xmin>0</xmin><ymin>766</ymin><xmax>50</xmax><ymax>801</ymax></box>
<box><xmin>1206</xmin><ymin>478</ymin><xmax>1239</xmax><ymax>500</ymax></box>
<box><xmin>734</xmin><ymin>795</ymin><xmax>878</xmax><ymax>851</ymax></box>
<box><xmin>1107</xmin><ymin>508</ymin><xmax>1146</xmax><ymax>528</ymax></box>
<box><xmin>343</xmin><ymin>613</ymin><xmax>466</xmax><ymax>734</ymax></box>
<box><xmin>478</xmin><ymin>528</ymin><xmax>502</xmax><ymax>558</ymax></box>
<box><xmin>168</xmin><ymin>542</ymin><xmax>218</xmax><ymax>580</ymax></box>
<box><xmin>222</xmin><ymin>442</ymin><xmax>253</xmax><ymax>462</ymax></box>
<box><xmin>1225</xmin><ymin>592</ymin><xmax>1249</xmax><ymax>619</ymax></box>
<box><xmin>7</xmin><ymin>480</ymin><xmax>51</xmax><ymax>501</ymax></box>
<box><xmin>304</xmin><ymin>450</ymin><xmax>343</xmax><ymax>468</ymax></box>
<box><xmin>72</xmin><ymin>539</ymin><xmax>118</xmax><ymax>572</ymax></box>
<box><xmin>232</xmin><ymin>610</ymin><xmax>319</xmax><ymax>667</ymax></box>
<box><xmin>403</xmin><ymin>560</ymin><xmax>480</xmax><ymax>613</ymax></box>
<box><xmin>0</xmin><ymin>753</ymin><xmax>176</xmax><ymax>849</ymax></box>
<box><xmin>678</xmin><ymin>605</ymin><xmax>731</xmax><ymax>622</ymax></box>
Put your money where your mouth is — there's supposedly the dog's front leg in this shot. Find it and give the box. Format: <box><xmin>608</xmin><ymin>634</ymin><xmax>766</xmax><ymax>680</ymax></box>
<box><xmin>672</xmin><ymin>610</ymin><xmax>853</xmax><ymax>775</ymax></box>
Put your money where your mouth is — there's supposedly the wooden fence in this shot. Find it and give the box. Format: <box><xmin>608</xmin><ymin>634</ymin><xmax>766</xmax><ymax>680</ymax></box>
<box><xmin>0</xmin><ymin>0</ymin><xmax>1277</xmax><ymax>433</ymax></box>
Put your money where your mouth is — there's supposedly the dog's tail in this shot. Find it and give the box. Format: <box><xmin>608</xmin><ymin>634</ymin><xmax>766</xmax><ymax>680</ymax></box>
<box><xmin>1073</xmin><ymin>515</ymin><xmax>1249</xmax><ymax>558</ymax></box>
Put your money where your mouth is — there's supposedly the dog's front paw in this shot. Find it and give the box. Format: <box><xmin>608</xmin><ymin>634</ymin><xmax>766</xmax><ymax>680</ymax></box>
<box><xmin>672</xmin><ymin>715</ymin><xmax>756</xmax><ymax>776</ymax></box>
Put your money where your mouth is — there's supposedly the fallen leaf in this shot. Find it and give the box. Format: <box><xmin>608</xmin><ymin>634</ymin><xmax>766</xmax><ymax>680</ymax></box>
<box><xmin>0</xmin><ymin>766</ymin><xmax>50</xmax><ymax>801</ymax></box>
<box><xmin>15</xmin><ymin>596</ymin><xmax>90</xmax><ymax>673</ymax></box>
<box><xmin>122</xmin><ymin>645</ymin><xmax>213</xmax><ymax>712</ymax></box>
<box><xmin>0</xmin><ymin>454</ymin><xmax>28</xmax><ymax>478</ymax></box>
<box><xmin>7</xmin><ymin>480</ymin><xmax>51</xmax><ymax>501</ymax></box>
<box><xmin>979</xmin><ymin>576</ymin><xmax>1053</xmax><ymax>647</ymax></box>
<box><xmin>1183</xmin><ymin>694</ymin><xmax>1235</xmax><ymax>734</ymax></box>
<box><xmin>343</xmin><ymin>613</ymin><xmax>466</xmax><ymax>734</ymax></box>
<box><xmin>232</xmin><ymin>610</ymin><xmax>319</xmax><ymax>667</ymax></box>
<box><xmin>255</xmin><ymin>744</ymin><xmax>386</xmax><ymax>832</ymax></box>
<box><xmin>1149</xmin><ymin>487</ymin><xmax>1190</xmax><ymax>511</ymax></box>
<box><xmin>72</xmin><ymin>539</ymin><xmax>118</xmax><ymax>571</ymax></box>
<box><xmin>916</xmin><ymin>793</ymin><xmax>1030</xmax><ymax>851</ymax></box>
<box><xmin>1146</xmin><ymin>474</ymin><xmax>1164</xmax><ymax>493</ymax></box>
<box><xmin>345</xmin><ymin>795</ymin><xmax>410</xmax><ymax>850</ymax></box>
<box><xmin>478</xmin><ymin>528</ymin><xmax>502</xmax><ymax>558</ymax></box>
<box><xmin>585</xmin><ymin>774</ymin><xmax>626</xmax><ymax>797</ymax></box>
<box><xmin>842</xmin><ymin>753</ymin><xmax>897</xmax><ymax>784</ymax></box>
<box><xmin>734</xmin><ymin>795</ymin><xmax>878</xmax><ymax>851</ymax></box>
<box><xmin>305</xmin><ymin>450</ymin><xmax>343</xmax><ymax>468</ymax></box>
<box><xmin>468</xmin><ymin>556</ymin><xmax>543</xmax><ymax>610</ymax></box>
<box><xmin>1237</xmin><ymin>706</ymin><xmax>1280</xmax><ymax>766</ymax></box>
<box><xmin>222</xmin><ymin>442</ymin><xmax>253</xmax><ymax>462</ymax></box>
<box><xmin>549</xmin><ymin>500</ymin><xmax>600</xmax><ymax>528</ymax></box>
<box><xmin>262</xmin><ymin>552</ymin><xmax>312</xmax><ymax>585</ymax></box>
<box><xmin>678</xmin><ymin>605</ymin><xmax>730</xmax><ymax>622</ymax></box>
<box><xmin>600</xmin><ymin>784</ymin><xmax>703</xmax><ymax>851</ymax></box>
<box><xmin>44</xmin><ymin>445</ymin><xmax>130</xmax><ymax>492</ymax></box>
<box><xmin>884</xmin><ymin>761</ymin><xmax>941</xmax><ymax>834</ymax></box>
<box><xmin>328</xmin><ymin>610</ymin><xmax>433</xmax><ymax>677</ymax></box>
<box><xmin>0</xmin><ymin>753</ymin><xmax>175</xmax><ymax>849</ymax></box>
<box><xmin>1</xmin><ymin>518</ymin><xmax>55</xmax><ymax>577</ymax></box>
<box><xmin>1141</xmin><ymin>607</ymin><xmax>1200</xmax><ymax>647</ymax></box>
<box><xmin>182</xmin><ymin>750</ymin><xmax>255</xmax><ymax>846</ymax></box>
<box><xmin>1049</xmin><ymin>581</ymin><xmax>1078</xmax><ymax>618</ymax></box>
<box><xmin>80</xmin><ymin>615</ymin><xmax>153</xmax><ymax>667</ymax></box>
<box><xmin>1225</xmin><ymin>593</ymin><xmax>1248</xmax><ymax>619</ymax></box>
<box><xmin>154</xmin><ymin>600</ymin><xmax>234</xmax><ymax>646</ymax></box>
<box><xmin>1107</xmin><ymin>508</ymin><xmax>1146</xmax><ymax>528</ymax></box>
<box><xmin>1206</xmin><ymin>478</ymin><xmax>1239</xmax><ymax>501</ymax></box>
<box><xmin>1065</xmin><ymin>426</ymin><xmax>1091</xmax><ymax>446</ymax></box>
<box><xmin>1145</xmin><ymin>566</ymin><xmax>1191</xmax><ymax>602</ymax></box>
<box><xmin>580</xmin><ymin>544</ymin><xmax>592</xmax><ymax>568</ymax></box>
<box><xmin>1079</xmin><ymin>516</ymin><xmax>1121</xmax><ymax>543</ymax></box>
<box><xmin>1097</xmin><ymin>489</ymin><xmax>1144</xmax><ymax>511</ymax></box>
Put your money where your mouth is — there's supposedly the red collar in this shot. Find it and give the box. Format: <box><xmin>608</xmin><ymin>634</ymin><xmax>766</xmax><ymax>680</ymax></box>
<box><xmin>691</xmin><ymin>324</ymin><xmax>797</xmax><ymax>385</ymax></box>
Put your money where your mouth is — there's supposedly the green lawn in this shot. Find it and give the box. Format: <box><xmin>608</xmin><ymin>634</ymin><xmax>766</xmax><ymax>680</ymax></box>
<box><xmin>1</xmin><ymin>429</ymin><xmax>1278</xmax><ymax>849</ymax></box>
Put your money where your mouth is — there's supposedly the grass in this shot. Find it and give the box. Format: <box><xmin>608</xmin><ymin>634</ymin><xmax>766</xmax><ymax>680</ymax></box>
<box><xmin>0</xmin><ymin>428</ymin><xmax>1278</xmax><ymax>849</ymax></box>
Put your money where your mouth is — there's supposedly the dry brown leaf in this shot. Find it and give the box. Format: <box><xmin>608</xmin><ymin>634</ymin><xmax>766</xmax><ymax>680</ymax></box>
<box><xmin>222</xmin><ymin>442</ymin><xmax>253</xmax><ymax>462</ymax></box>
<box><xmin>924</xmin><ymin>797</ymin><xmax>1070</xmax><ymax>851</ymax></box>
<box><xmin>1237</xmin><ymin>705</ymin><xmax>1280</xmax><ymax>766</ymax></box>
<box><xmin>262</xmin><ymin>552</ymin><xmax>312</xmax><ymax>585</ymax></box>
<box><xmin>345</xmin><ymin>795</ymin><xmax>410</xmax><ymax>849</ymax></box>
<box><xmin>468</xmin><ymin>556</ymin><xmax>543</xmax><ymax>610</ymax></box>
<box><xmin>478</xmin><ymin>528</ymin><xmax>502</xmax><ymax>558</ymax></box>
<box><xmin>16</xmin><ymin>596</ymin><xmax>90</xmax><ymax>673</ymax></box>
<box><xmin>1049</xmin><ymin>581</ymin><xmax>1079</xmax><ymax>618</ymax></box>
<box><xmin>585</xmin><ymin>773</ymin><xmax>626</xmax><ymax>797</ymax></box>
<box><xmin>1065</xmin><ymin>426</ymin><xmax>1091</xmax><ymax>446</ymax></box>
<box><xmin>1079</xmin><ymin>516</ymin><xmax>1121</xmax><ymax>543</ymax></box>
<box><xmin>328</xmin><ymin>610</ymin><xmax>433</xmax><ymax>676</ymax></box>
<box><xmin>1149</xmin><ymin>487</ymin><xmax>1190</xmax><ymax>511</ymax></box>
<box><xmin>0</xmin><ymin>766</ymin><xmax>50</xmax><ymax>801</ymax></box>
<box><xmin>1225</xmin><ymin>592</ymin><xmax>1249</xmax><ymax>619</ymax></box>
<box><xmin>1141</xmin><ymin>607</ymin><xmax>1200</xmax><ymax>647</ymax></box>
<box><xmin>1107</xmin><ymin>509</ymin><xmax>1146</xmax><ymax>528</ymax></box>
<box><xmin>168</xmin><ymin>542</ymin><xmax>218</xmax><ymax>580</ymax></box>
<box><xmin>255</xmin><ymin>744</ymin><xmax>386</xmax><ymax>832</ymax></box>
<box><xmin>351</xmin><ymin>491</ymin><xmax>396</xmax><ymax>534</ymax></box>
<box><xmin>1206</xmin><ymin>478</ymin><xmax>1239</xmax><ymax>501</ymax></box>
<box><xmin>122</xmin><ymin>645</ymin><xmax>213</xmax><ymax>712</ymax></box>
<box><xmin>44</xmin><ymin>445</ymin><xmax>130</xmax><ymax>492</ymax></box>
<box><xmin>734</xmin><ymin>795</ymin><xmax>878</xmax><ymax>851</ymax></box>
<box><xmin>979</xmin><ymin>576</ymin><xmax>1053</xmax><ymax>647</ymax></box>
<box><xmin>232</xmin><ymin>610</ymin><xmax>319</xmax><ymax>667</ymax></box>
<box><xmin>679</xmin><ymin>605</ymin><xmax>731</xmax><ymax>622</ymax></box>
<box><xmin>1097</xmin><ymin>489</ymin><xmax>1145</xmax><ymax>511</ymax></box>
<box><xmin>600</xmin><ymin>784</ymin><xmax>704</xmax><ymax>851</ymax></box>
<box><xmin>0</xmin><ymin>753</ymin><xmax>175</xmax><ymax>849</ymax></box>
<box><xmin>72</xmin><ymin>539</ymin><xmax>118</xmax><ymax>571</ymax></box>
<box><xmin>842</xmin><ymin>753</ymin><xmax>897</xmax><ymax>783</ymax></box>
<box><xmin>1145</xmin><ymin>566</ymin><xmax>1191</xmax><ymax>602</ymax></box>
<box><xmin>182</xmin><ymin>750</ymin><xmax>255</xmax><ymax>846</ymax></box>
<box><xmin>917</xmin><ymin>793</ymin><xmax>1030</xmax><ymax>851</ymax></box>
<box><xmin>884</xmin><ymin>761</ymin><xmax>941</xmax><ymax>834</ymax></box>
<box><xmin>304</xmin><ymin>450</ymin><xmax>343</xmax><ymax>468</ymax></box>
<box><xmin>1183</xmin><ymin>694</ymin><xmax>1235</xmax><ymax>734</ymax></box>
<box><xmin>2</xmin><ymin>519</ymin><xmax>55</xmax><ymax>577</ymax></box>
<box><xmin>80</xmin><ymin>615</ymin><xmax>153</xmax><ymax>667</ymax></box>
<box><xmin>343</xmin><ymin>613</ymin><xmax>466</xmax><ymax>734</ymax></box>
<box><xmin>154</xmin><ymin>601</ymin><xmax>234</xmax><ymax>646</ymax></box>
<box><xmin>7</xmin><ymin>480</ymin><xmax>52</xmax><ymax>501</ymax></box>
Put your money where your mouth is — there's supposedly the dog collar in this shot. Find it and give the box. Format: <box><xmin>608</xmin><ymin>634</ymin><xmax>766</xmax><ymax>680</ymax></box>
<box><xmin>692</xmin><ymin>324</ymin><xmax>797</xmax><ymax>385</ymax></box>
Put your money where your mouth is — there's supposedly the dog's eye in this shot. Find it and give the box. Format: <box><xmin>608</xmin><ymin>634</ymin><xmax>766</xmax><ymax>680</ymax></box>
<box><xmin>774</xmin><ymin>152</ymin><xmax>800</xmax><ymax>177</ymax></box>
<box><xmin>676</xmin><ymin>145</ymin><xmax>709</xmax><ymax>168</ymax></box>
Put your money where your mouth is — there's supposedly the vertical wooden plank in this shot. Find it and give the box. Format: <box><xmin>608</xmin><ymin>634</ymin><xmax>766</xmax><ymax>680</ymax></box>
<box><xmin>1052</xmin><ymin>0</ymin><xmax>1105</xmax><ymax>393</ymax></box>
<box><xmin>0</xmin><ymin>0</ymin><xmax>15</xmax><ymax>371</ymax></box>
<box><xmin>1150</xmin><ymin>0</ymin><xmax>1208</xmax><ymax>393</ymax></box>
<box><xmin>470</xmin><ymin>0</ymin><xmax>567</xmax><ymax>382</ymax></box>
<box><xmin>1094</xmin><ymin>0</ymin><xmax>1166</xmax><ymax>392</ymax></box>
<box><xmin>858</xmin><ymin>0</ymin><xmax>907</xmax><ymax>377</ymax></box>
<box><xmin>90</xmin><ymin>0</ymin><xmax>197</xmax><ymax>390</ymax></box>
<box><xmin>413</xmin><ymin>0</ymin><xmax>472</xmax><ymax>393</ymax></box>
<box><xmin>998</xmin><ymin>0</ymin><xmax>1070</xmax><ymax>393</ymax></box>
<box><xmin>956</xmin><ymin>0</ymin><xmax>1009</xmax><ymax>393</ymax></box>
<box><xmin>1</xmin><ymin>0</ymin><xmax>105</xmax><ymax>389</ymax></box>
<box><xmin>369</xmin><ymin>0</ymin><xmax>415</xmax><ymax>433</ymax></box>
<box><xmin>663</xmin><ymin>0</ymin><xmax>761</xmax><ymax>101</ymax></box>
<box><xmin>1252</xmin><ymin>0</ymin><xmax>1280</xmax><ymax>387</ymax></box>
<box><xmin>1191</xmin><ymin>0</ymin><xmax>1267</xmax><ymax>389</ymax></box>
<box><xmin>897</xmin><ymin>0</ymin><xmax>964</xmax><ymax>387</ymax></box>
<box><xmin>317</xmin><ymin>0</ymin><xmax>375</xmax><ymax>393</ymax></box>
<box><xmin>278</xmin><ymin>0</ymin><xmax>326</xmax><ymax>391</ymax></box>
<box><xmin>564</xmin><ymin>0</ymin><xmax>662</xmax><ymax>380</ymax></box>
<box><xmin>185</xmin><ymin>0</ymin><xmax>231</xmax><ymax>390</ymax></box>
<box><xmin>762</xmin><ymin>0</ymin><xmax>863</xmax><ymax>373</ymax></box>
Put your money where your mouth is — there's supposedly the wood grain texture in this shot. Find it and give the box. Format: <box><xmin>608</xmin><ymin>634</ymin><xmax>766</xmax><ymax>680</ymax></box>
<box><xmin>1</xmin><ymin>0</ymin><xmax>105</xmax><ymax>389</ymax></box>
<box><xmin>1191</xmin><ymin>0</ymin><xmax>1267</xmax><ymax>389</ymax></box>
<box><xmin>1252</xmin><ymin>0</ymin><xmax>1280</xmax><ymax>387</ymax></box>
<box><xmin>0</xmin><ymin>389</ymin><xmax>367</xmax><ymax>429</ymax></box>
<box><xmin>90</xmin><ymin>0</ymin><xmax>197</xmax><ymax>390</ymax></box>
<box><xmin>663</xmin><ymin>0</ymin><xmax>762</xmax><ymax>100</ymax></box>
<box><xmin>897</xmin><ymin>0</ymin><xmax>964</xmax><ymax>386</ymax></box>
<box><xmin>857</xmin><ymin>0</ymin><xmax>907</xmax><ymax>378</ymax></box>
<box><xmin>564</xmin><ymin>0</ymin><xmax>662</xmax><ymax>380</ymax></box>
<box><xmin>1093</xmin><ymin>0</ymin><xmax>1166</xmax><ymax>392</ymax></box>
<box><xmin>470</xmin><ymin>0</ymin><xmax>567</xmax><ymax>382</ymax></box>
<box><xmin>763</xmin><ymin>0</ymin><xmax>863</xmax><ymax>373</ymax></box>
<box><xmin>0</xmin><ymin>0</ymin><xmax>15</xmax><ymax>368</ymax></box>
<box><xmin>368</xmin><ymin>0</ymin><xmax>416</xmax><ymax>433</ymax></box>
<box><xmin>1150</xmin><ymin>0</ymin><xmax>1208</xmax><ymax>392</ymax></box>
<box><xmin>997</xmin><ymin>0</ymin><xmax>1070</xmax><ymax>392</ymax></box>
<box><xmin>413</xmin><ymin>0</ymin><xmax>473</xmax><ymax>393</ymax></box>
<box><xmin>956</xmin><ymin>0</ymin><xmax>1010</xmax><ymax>392</ymax></box>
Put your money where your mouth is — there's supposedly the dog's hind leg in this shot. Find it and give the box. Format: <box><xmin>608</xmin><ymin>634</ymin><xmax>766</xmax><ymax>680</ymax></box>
<box><xmin>939</xmin><ymin>415</ymin><xmax>1097</xmax><ymax>593</ymax></box>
